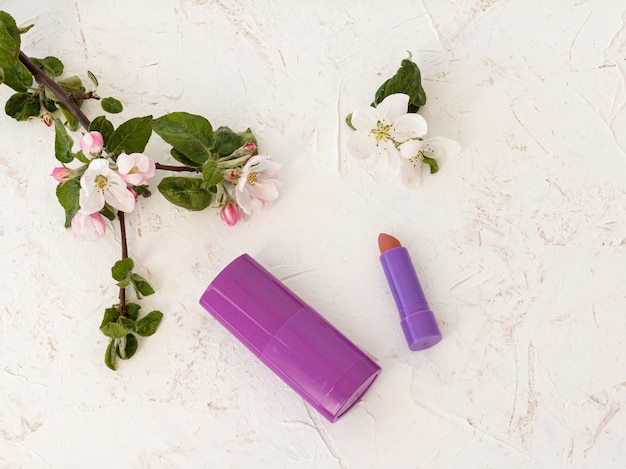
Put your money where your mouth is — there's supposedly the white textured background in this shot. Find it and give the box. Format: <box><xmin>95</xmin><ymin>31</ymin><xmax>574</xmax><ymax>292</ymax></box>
<box><xmin>1</xmin><ymin>1</ymin><xmax>625</xmax><ymax>468</ymax></box>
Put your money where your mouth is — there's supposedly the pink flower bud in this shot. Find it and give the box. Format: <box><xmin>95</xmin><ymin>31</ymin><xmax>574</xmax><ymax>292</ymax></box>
<box><xmin>40</xmin><ymin>112</ymin><xmax>53</xmax><ymax>127</ymax></box>
<box><xmin>52</xmin><ymin>167</ymin><xmax>71</xmax><ymax>182</ymax></box>
<box><xmin>80</xmin><ymin>131</ymin><xmax>104</xmax><ymax>155</ymax></box>
<box><xmin>243</xmin><ymin>142</ymin><xmax>257</xmax><ymax>153</ymax></box>
<box><xmin>219</xmin><ymin>202</ymin><xmax>241</xmax><ymax>226</ymax></box>
<box><xmin>128</xmin><ymin>187</ymin><xmax>139</xmax><ymax>201</ymax></box>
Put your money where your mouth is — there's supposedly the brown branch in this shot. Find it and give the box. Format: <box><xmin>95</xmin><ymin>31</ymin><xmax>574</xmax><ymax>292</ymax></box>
<box><xmin>71</xmin><ymin>91</ymin><xmax>100</xmax><ymax>101</ymax></box>
<box><xmin>156</xmin><ymin>162</ymin><xmax>198</xmax><ymax>172</ymax></box>
<box><xmin>18</xmin><ymin>50</ymin><xmax>91</xmax><ymax>130</ymax></box>
<box><xmin>118</xmin><ymin>211</ymin><xmax>128</xmax><ymax>317</ymax></box>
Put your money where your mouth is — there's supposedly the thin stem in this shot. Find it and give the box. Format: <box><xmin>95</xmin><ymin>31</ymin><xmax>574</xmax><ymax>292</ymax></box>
<box><xmin>18</xmin><ymin>51</ymin><xmax>91</xmax><ymax>130</ymax></box>
<box><xmin>118</xmin><ymin>211</ymin><xmax>128</xmax><ymax>317</ymax></box>
<box><xmin>155</xmin><ymin>162</ymin><xmax>198</xmax><ymax>172</ymax></box>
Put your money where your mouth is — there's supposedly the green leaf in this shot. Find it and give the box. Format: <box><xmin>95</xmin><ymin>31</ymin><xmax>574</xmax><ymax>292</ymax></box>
<box><xmin>100</xmin><ymin>321</ymin><xmax>130</xmax><ymax>339</ymax></box>
<box><xmin>373</xmin><ymin>54</ymin><xmax>426</xmax><ymax>113</ymax></box>
<box><xmin>125</xmin><ymin>302</ymin><xmax>141</xmax><ymax>321</ymax></box>
<box><xmin>57</xmin><ymin>103</ymin><xmax>79</xmax><ymax>131</ymax></box>
<box><xmin>89</xmin><ymin>116</ymin><xmax>114</xmax><ymax>146</ymax></box>
<box><xmin>214</xmin><ymin>126</ymin><xmax>243</xmax><ymax>157</ymax></box>
<box><xmin>107</xmin><ymin>115</ymin><xmax>152</xmax><ymax>157</ymax></box>
<box><xmin>99</xmin><ymin>202</ymin><xmax>116</xmax><ymax>221</ymax></box>
<box><xmin>54</xmin><ymin>118</ymin><xmax>74</xmax><ymax>163</ymax></box>
<box><xmin>2</xmin><ymin>60</ymin><xmax>33</xmax><ymax>92</ymax></box>
<box><xmin>75</xmin><ymin>150</ymin><xmax>90</xmax><ymax>164</ymax></box>
<box><xmin>87</xmin><ymin>70</ymin><xmax>98</xmax><ymax>87</ymax></box>
<box><xmin>345</xmin><ymin>113</ymin><xmax>355</xmax><ymax>131</ymax></box>
<box><xmin>55</xmin><ymin>179</ymin><xmax>80</xmax><ymax>227</ymax></box>
<box><xmin>4</xmin><ymin>92</ymin><xmax>39</xmax><ymax>121</ymax></box>
<box><xmin>130</xmin><ymin>273</ymin><xmax>154</xmax><ymax>298</ymax></box>
<box><xmin>17</xmin><ymin>23</ymin><xmax>34</xmax><ymax>35</ymax></box>
<box><xmin>101</xmin><ymin>97</ymin><xmax>123</xmax><ymax>114</ymax></box>
<box><xmin>135</xmin><ymin>311</ymin><xmax>163</xmax><ymax>337</ymax></box>
<box><xmin>0</xmin><ymin>11</ymin><xmax>20</xmax><ymax>69</ymax></box>
<box><xmin>422</xmin><ymin>155</ymin><xmax>439</xmax><ymax>174</ymax></box>
<box><xmin>170</xmin><ymin>148</ymin><xmax>202</xmax><ymax>168</ymax></box>
<box><xmin>116</xmin><ymin>333</ymin><xmax>138</xmax><ymax>359</ymax></box>
<box><xmin>57</xmin><ymin>75</ymin><xmax>84</xmax><ymax>95</ymax></box>
<box><xmin>237</xmin><ymin>128</ymin><xmax>257</xmax><ymax>151</ymax></box>
<box><xmin>202</xmin><ymin>160</ymin><xmax>223</xmax><ymax>187</ymax></box>
<box><xmin>31</xmin><ymin>56</ymin><xmax>64</xmax><ymax>78</ymax></box>
<box><xmin>158</xmin><ymin>176</ymin><xmax>212</xmax><ymax>211</ymax></box>
<box><xmin>151</xmin><ymin>112</ymin><xmax>214</xmax><ymax>165</ymax></box>
<box><xmin>100</xmin><ymin>306</ymin><xmax>121</xmax><ymax>329</ymax></box>
<box><xmin>105</xmin><ymin>338</ymin><xmax>117</xmax><ymax>370</ymax></box>
<box><xmin>112</xmin><ymin>258</ymin><xmax>134</xmax><ymax>282</ymax></box>
<box><xmin>119</xmin><ymin>317</ymin><xmax>136</xmax><ymax>331</ymax></box>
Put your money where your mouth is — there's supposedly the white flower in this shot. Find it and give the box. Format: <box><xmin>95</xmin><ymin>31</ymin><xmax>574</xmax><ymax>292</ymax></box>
<box><xmin>235</xmin><ymin>155</ymin><xmax>280</xmax><ymax>215</ymax></box>
<box><xmin>117</xmin><ymin>152</ymin><xmax>156</xmax><ymax>186</ymax></box>
<box><xmin>71</xmin><ymin>212</ymin><xmax>106</xmax><ymax>241</ymax></box>
<box><xmin>347</xmin><ymin>93</ymin><xmax>427</xmax><ymax>168</ymax></box>
<box><xmin>79</xmin><ymin>158</ymin><xmax>135</xmax><ymax>214</ymax></box>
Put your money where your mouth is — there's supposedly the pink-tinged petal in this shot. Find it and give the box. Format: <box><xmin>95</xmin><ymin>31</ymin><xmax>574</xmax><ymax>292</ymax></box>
<box><xmin>347</xmin><ymin>131</ymin><xmax>377</xmax><ymax>160</ymax></box>
<box><xmin>79</xmin><ymin>185</ymin><xmax>105</xmax><ymax>214</ymax></box>
<box><xmin>52</xmin><ymin>167</ymin><xmax>71</xmax><ymax>182</ymax></box>
<box><xmin>71</xmin><ymin>212</ymin><xmax>106</xmax><ymax>241</ymax></box>
<box><xmin>376</xmin><ymin>93</ymin><xmax>409</xmax><ymax>123</ymax></box>
<box><xmin>104</xmin><ymin>175</ymin><xmax>136</xmax><ymax>213</ymax></box>
<box><xmin>220</xmin><ymin>202</ymin><xmax>241</xmax><ymax>226</ymax></box>
<box><xmin>80</xmin><ymin>131</ymin><xmax>104</xmax><ymax>155</ymax></box>
<box><xmin>350</xmin><ymin>105</ymin><xmax>378</xmax><ymax>131</ymax></box>
<box><xmin>391</xmin><ymin>113</ymin><xmax>428</xmax><ymax>142</ymax></box>
<box><xmin>398</xmin><ymin>139</ymin><xmax>424</xmax><ymax>159</ymax></box>
<box><xmin>117</xmin><ymin>153</ymin><xmax>156</xmax><ymax>186</ymax></box>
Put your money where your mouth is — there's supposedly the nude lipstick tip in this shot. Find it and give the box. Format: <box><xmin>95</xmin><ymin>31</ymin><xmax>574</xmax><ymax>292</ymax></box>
<box><xmin>378</xmin><ymin>233</ymin><xmax>402</xmax><ymax>254</ymax></box>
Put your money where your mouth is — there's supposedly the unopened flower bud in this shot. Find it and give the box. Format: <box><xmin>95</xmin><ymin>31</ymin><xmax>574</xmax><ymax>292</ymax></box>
<box><xmin>40</xmin><ymin>112</ymin><xmax>53</xmax><ymax>127</ymax></box>
<box><xmin>219</xmin><ymin>202</ymin><xmax>241</xmax><ymax>226</ymax></box>
<box><xmin>80</xmin><ymin>131</ymin><xmax>104</xmax><ymax>156</ymax></box>
<box><xmin>52</xmin><ymin>166</ymin><xmax>71</xmax><ymax>182</ymax></box>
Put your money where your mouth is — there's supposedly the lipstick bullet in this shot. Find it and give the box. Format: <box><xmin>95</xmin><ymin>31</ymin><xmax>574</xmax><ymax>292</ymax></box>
<box><xmin>378</xmin><ymin>233</ymin><xmax>442</xmax><ymax>351</ymax></box>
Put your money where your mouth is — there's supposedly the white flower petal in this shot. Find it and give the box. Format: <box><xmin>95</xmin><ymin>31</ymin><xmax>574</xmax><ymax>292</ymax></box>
<box><xmin>105</xmin><ymin>177</ymin><xmax>136</xmax><ymax>212</ymax></box>
<box><xmin>398</xmin><ymin>139</ymin><xmax>423</xmax><ymax>159</ymax></box>
<box><xmin>391</xmin><ymin>113</ymin><xmax>428</xmax><ymax>142</ymax></box>
<box><xmin>350</xmin><ymin>106</ymin><xmax>378</xmax><ymax>131</ymax></box>
<box><xmin>376</xmin><ymin>93</ymin><xmax>409</xmax><ymax>123</ymax></box>
<box><xmin>347</xmin><ymin>131</ymin><xmax>377</xmax><ymax>160</ymax></box>
<box><xmin>79</xmin><ymin>186</ymin><xmax>105</xmax><ymax>214</ymax></box>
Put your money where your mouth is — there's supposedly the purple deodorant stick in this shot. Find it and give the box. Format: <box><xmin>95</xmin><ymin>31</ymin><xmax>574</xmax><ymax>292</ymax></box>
<box><xmin>378</xmin><ymin>233</ymin><xmax>442</xmax><ymax>351</ymax></box>
<box><xmin>199</xmin><ymin>254</ymin><xmax>381</xmax><ymax>422</ymax></box>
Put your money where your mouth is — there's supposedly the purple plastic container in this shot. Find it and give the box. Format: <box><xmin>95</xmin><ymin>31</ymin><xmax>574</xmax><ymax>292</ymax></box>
<box><xmin>199</xmin><ymin>254</ymin><xmax>381</xmax><ymax>422</ymax></box>
<box><xmin>379</xmin><ymin>246</ymin><xmax>442</xmax><ymax>351</ymax></box>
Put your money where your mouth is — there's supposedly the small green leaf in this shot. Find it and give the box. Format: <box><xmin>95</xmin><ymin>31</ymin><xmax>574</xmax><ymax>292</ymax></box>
<box><xmin>213</xmin><ymin>126</ymin><xmax>243</xmax><ymax>157</ymax></box>
<box><xmin>116</xmin><ymin>333</ymin><xmax>138</xmax><ymax>360</ymax></box>
<box><xmin>75</xmin><ymin>150</ymin><xmax>90</xmax><ymax>164</ymax></box>
<box><xmin>158</xmin><ymin>176</ymin><xmax>212</xmax><ymax>211</ymax></box>
<box><xmin>54</xmin><ymin>118</ymin><xmax>74</xmax><ymax>163</ymax></box>
<box><xmin>4</xmin><ymin>92</ymin><xmax>39</xmax><ymax>121</ymax></box>
<box><xmin>125</xmin><ymin>302</ymin><xmax>141</xmax><ymax>321</ymax></box>
<box><xmin>373</xmin><ymin>54</ymin><xmax>426</xmax><ymax>113</ymax></box>
<box><xmin>135</xmin><ymin>311</ymin><xmax>163</xmax><ymax>337</ymax></box>
<box><xmin>422</xmin><ymin>155</ymin><xmax>439</xmax><ymax>174</ymax></box>
<box><xmin>32</xmin><ymin>56</ymin><xmax>64</xmax><ymax>77</ymax></box>
<box><xmin>107</xmin><ymin>115</ymin><xmax>152</xmax><ymax>157</ymax></box>
<box><xmin>112</xmin><ymin>258</ymin><xmax>134</xmax><ymax>282</ymax></box>
<box><xmin>57</xmin><ymin>103</ymin><xmax>79</xmax><ymax>131</ymax></box>
<box><xmin>101</xmin><ymin>97</ymin><xmax>123</xmax><ymax>114</ymax></box>
<box><xmin>0</xmin><ymin>11</ymin><xmax>20</xmax><ymax>69</ymax></box>
<box><xmin>17</xmin><ymin>23</ymin><xmax>34</xmax><ymax>35</ymax></box>
<box><xmin>87</xmin><ymin>70</ymin><xmax>98</xmax><ymax>87</ymax></box>
<box><xmin>89</xmin><ymin>116</ymin><xmax>114</xmax><ymax>146</ymax></box>
<box><xmin>2</xmin><ymin>60</ymin><xmax>33</xmax><ymax>92</ymax></box>
<box><xmin>100</xmin><ymin>321</ymin><xmax>130</xmax><ymax>339</ymax></box>
<box><xmin>55</xmin><ymin>179</ymin><xmax>80</xmax><ymax>227</ymax></box>
<box><xmin>57</xmin><ymin>76</ymin><xmax>84</xmax><ymax>95</ymax></box>
<box><xmin>202</xmin><ymin>160</ymin><xmax>223</xmax><ymax>187</ymax></box>
<box><xmin>345</xmin><ymin>113</ymin><xmax>355</xmax><ymax>131</ymax></box>
<box><xmin>151</xmin><ymin>112</ymin><xmax>214</xmax><ymax>165</ymax></box>
<box><xmin>130</xmin><ymin>273</ymin><xmax>154</xmax><ymax>298</ymax></box>
<box><xmin>170</xmin><ymin>148</ymin><xmax>202</xmax><ymax>168</ymax></box>
<box><xmin>100</xmin><ymin>306</ymin><xmax>121</xmax><ymax>329</ymax></box>
<box><xmin>119</xmin><ymin>317</ymin><xmax>136</xmax><ymax>331</ymax></box>
<box><xmin>99</xmin><ymin>203</ymin><xmax>116</xmax><ymax>221</ymax></box>
<box><xmin>105</xmin><ymin>338</ymin><xmax>117</xmax><ymax>370</ymax></box>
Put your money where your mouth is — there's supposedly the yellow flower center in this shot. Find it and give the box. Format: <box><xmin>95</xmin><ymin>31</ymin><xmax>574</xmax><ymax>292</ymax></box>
<box><xmin>247</xmin><ymin>172</ymin><xmax>258</xmax><ymax>186</ymax></box>
<box><xmin>371</xmin><ymin>121</ymin><xmax>392</xmax><ymax>142</ymax></box>
<box><xmin>95</xmin><ymin>174</ymin><xmax>108</xmax><ymax>190</ymax></box>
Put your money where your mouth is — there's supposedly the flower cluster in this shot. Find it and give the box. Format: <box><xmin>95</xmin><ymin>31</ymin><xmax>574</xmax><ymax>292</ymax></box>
<box><xmin>52</xmin><ymin>131</ymin><xmax>156</xmax><ymax>241</ymax></box>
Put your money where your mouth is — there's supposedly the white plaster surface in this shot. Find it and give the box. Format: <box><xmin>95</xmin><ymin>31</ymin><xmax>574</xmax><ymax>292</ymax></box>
<box><xmin>1</xmin><ymin>1</ymin><xmax>625</xmax><ymax>467</ymax></box>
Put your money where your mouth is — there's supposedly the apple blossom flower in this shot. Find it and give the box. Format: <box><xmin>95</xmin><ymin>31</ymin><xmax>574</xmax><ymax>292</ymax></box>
<box><xmin>52</xmin><ymin>166</ymin><xmax>71</xmax><ymax>182</ymax></box>
<box><xmin>235</xmin><ymin>155</ymin><xmax>280</xmax><ymax>215</ymax></box>
<box><xmin>116</xmin><ymin>152</ymin><xmax>156</xmax><ymax>186</ymax></box>
<box><xmin>219</xmin><ymin>202</ymin><xmax>241</xmax><ymax>226</ymax></box>
<box><xmin>79</xmin><ymin>158</ymin><xmax>135</xmax><ymax>214</ymax></box>
<box><xmin>347</xmin><ymin>93</ymin><xmax>427</xmax><ymax>164</ymax></box>
<box><xmin>80</xmin><ymin>131</ymin><xmax>104</xmax><ymax>156</ymax></box>
<box><xmin>71</xmin><ymin>211</ymin><xmax>106</xmax><ymax>241</ymax></box>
